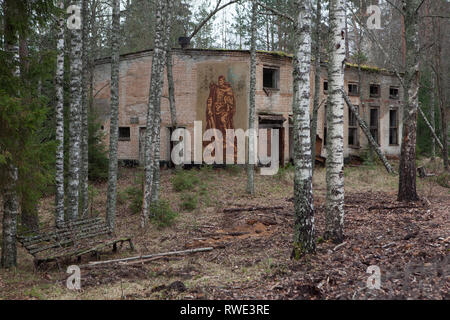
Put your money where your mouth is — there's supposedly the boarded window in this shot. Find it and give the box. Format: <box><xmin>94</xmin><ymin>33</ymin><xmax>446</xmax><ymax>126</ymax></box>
<box><xmin>119</xmin><ymin>127</ymin><xmax>131</xmax><ymax>141</ymax></box>
<box><xmin>389</xmin><ymin>87</ymin><xmax>399</xmax><ymax>99</ymax></box>
<box><xmin>263</xmin><ymin>67</ymin><xmax>279</xmax><ymax>89</ymax></box>
<box><xmin>389</xmin><ymin>109</ymin><xmax>398</xmax><ymax>145</ymax></box>
<box><xmin>323</xmin><ymin>80</ymin><xmax>328</xmax><ymax>93</ymax></box>
<box><xmin>369</xmin><ymin>107</ymin><xmax>379</xmax><ymax>144</ymax></box>
<box><xmin>370</xmin><ymin>84</ymin><xmax>380</xmax><ymax>97</ymax></box>
<box><xmin>348</xmin><ymin>83</ymin><xmax>359</xmax><ymax>96</ymax></box>
<box><xmin>348</xmin><ymin>106</ymin><xmax>359</xmax><ymax>147</ymax></box>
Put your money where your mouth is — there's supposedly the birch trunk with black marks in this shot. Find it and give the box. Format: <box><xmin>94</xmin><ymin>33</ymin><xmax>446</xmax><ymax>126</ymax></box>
<box><xmin>310</xmin><ymin>0</ymin><xmax>321</xmax><ymax>173</ymax></box>
<box><xmin>1</xmin><ymin>166</ymin><xmax>19</xmax><ymax>268</ymax></box>
<box><xmin>292</xmin><ymin>0</ymin><xmax>315</xmax><ymax>257</ymax></box>
<box><xmin>1</xmin><ymin>0</ymin><xmax>20</xmax><ymax>268</ymax></box>
<box><xmin>151</xmin><ymin>0</ymin><xmax>173</xmax><ymax>205</ymax></box>
<box><xmin>418</xmin><ymin>104</ymin><xmax>443</xmax><ymax>151</ymax></box>
<box><xmin>325</xmin><ymin>0</ymin><xmax>346</xmax><ymax>243</ymax></box>
<box><xmin>80</xmin><ymin>0</ymin><xmax>90</xmax><ymax>217</ymax></box>
<box><xmin>166</xmin><ymin>12</ymin><xmax>176</xmax><ymax>129</ymax></box>
<box><xmin>342</xmin><ymin>90</ymin><xmax>395</xmax><ymax>174</ymax></box>
<box><xmin>398</xmin><ymin>0</ymin><xmax>420</xmax><ymax>202</ymax></box>
<box><xmin>430</xmin><ymin>76</ymin><xmax>436</xmax><ymax>159</ymax></box>
<box><xmin>439</xmin><ymin>99</ymin><xmax>448</xmax><ymax>171</ymax></box>
<box><xmin>55</xmin><ymin>0</ymin><xmax>65</xmax><ymax>227</ymax></box>
<box><xmin>247</xmin><ymin>0</ymin><xmax>257</xmax><ymax>195</ymax></box>
<box><xmin>167</xmin><ymin>49</ymin><xmax>176</xmax><ymax>128</ymax></box>
<box><xmin>142</xmin><ymin>0</ymin><xmax>167</xmax><ymax>227</ymax></box>
<box><xmin>106</xmin><ymin>0</ymin><xmax>120</xmax><ymax>230</ymax></box>
<box><xmin>68</xmin><ymin>0</ymin><xmax>83</xmax><ymax>220</ymax></box>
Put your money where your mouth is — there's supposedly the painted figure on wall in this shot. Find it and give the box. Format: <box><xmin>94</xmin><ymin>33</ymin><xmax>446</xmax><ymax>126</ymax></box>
<box><xmin>204</xmin><ymin>75</ymin><xmax>237</xmax><ymax>160</ymax></box>
<box><xmin>206</xmin><ymin>75</ymin><xmax>236</xmax><ymax>133</ymax></box>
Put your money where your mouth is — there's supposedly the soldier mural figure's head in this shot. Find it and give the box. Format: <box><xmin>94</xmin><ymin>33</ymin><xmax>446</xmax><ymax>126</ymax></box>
<box><xmin>218</xmin><ymin>75</ymin><xmax>225</xmax><ymax>87</ymax></box>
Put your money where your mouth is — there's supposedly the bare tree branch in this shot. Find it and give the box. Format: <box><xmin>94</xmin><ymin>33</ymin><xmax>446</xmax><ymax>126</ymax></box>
<box><xmin>346</xmin><ymin>3</ymin><xmax>405</xmax><ymax>88</ymax></box>
<box><xmin>189</xmin><ymin>0</ymin><xmax>240</xmax><ymax>41</ymax></box>
<box><xmin>415</xmin><ymin>0</ymin><xmax>426</xmax><ymax>14</ymax></box>
<box><xmin>384</xmin><ymin>0</ymin><xmax>404</xmax><ymax>15</ymax></box>
<box><xmin>255</xmin><ymin>0</ymin><xmax>295</xmax><ymax>23</ymax></box>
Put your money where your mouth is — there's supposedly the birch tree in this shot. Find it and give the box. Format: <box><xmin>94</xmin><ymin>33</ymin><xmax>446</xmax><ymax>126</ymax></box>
<box><xmin>325</xmin><ymin>0</ymin><xmax>346</xmax><ymax>243</ymax></box>
<box><xmin>430</xmin><ymin>75</ymin><xmax>436</xmax><ymax>160</ymax></box>
<box><xmin>67</xmin><ymin>0</ymin><xmax>83</xmax><ymax>220</ymax></box>
<box><xmin>1</xmin><ymin>0</ymin><xmax>20</xmax><ymax>268</ymax></box>
<box><xmin>167</xmin><ymin>48</ymin><xmax>177</xmax><ymax>129</ymax></box>
<box><xmin>142</xmin><ymin>0</ymin><xmax>169</xmax><ymax>227</ymax></box>
<box><xmin>151</xmin><ymin>0</ymin><xmax>174</xmax><ymax>204</ymax></box>
<box><xmin>246</xmin><ymin>0</ymin><xmax>257</xmax><ymax>195</ymax></box>
<box><xmin>55</xmin><ymin>0</ymin><xmax>65</xmax><ymax>227</ymax></box>
<box><xmin>106</xmin><ymin>0</ymin><xmax>120</xmax><ymax>230</ymax></box>
<box><xmin>80</xmin><ymin>0</ymin><xmax>90</xmax><ymax>217</ymax></box>
<box><xmin>292</xmin><ymin>0</ymin><xmax>316</xmax><ymax>257</ymax></box>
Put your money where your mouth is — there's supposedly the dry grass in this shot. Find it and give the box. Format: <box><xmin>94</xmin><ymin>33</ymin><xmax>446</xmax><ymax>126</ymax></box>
<box><xmin>0</xmin><ymin>160</ymin><xmax>448</xmax><ymax>300</ymax></box>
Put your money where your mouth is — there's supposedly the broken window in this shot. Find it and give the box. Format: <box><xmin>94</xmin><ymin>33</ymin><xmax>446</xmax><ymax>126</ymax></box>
<box><xmin>370</xmin><ymin>84</ymin><xmax>380</xmax><ymax>97</ymax></box>
<box><xmin>389</xmin><ymin>109</ymin><xmax>398</xmax><ymax>145</ymax></box>
<box><xmin>348</xmin><ymin>106</ymin><xmax>359</xmax><ymax>147</ymax></box>
<box><xmin>369</xmin><ymin>107</ymin><xmax>379</xmax><ymax>144</ymax></box>
<box><xmin>323</xmin><ymin>80</ymin><xmax>328</xmax><ymax>93</ymax></box>
<box><xmin>348</xmin><ymin>83</ymin><xmax>359</xmax><ymax>96</ymax></box>
<box><xmin>119</xmin><ymin>127</ymin><xmax>131</xmax><ymax>141</ymax></box>
<box><xmin>389</xmin><ymin>87</ymin><xmax>399</xmax><ymax>99</ymax></box>
<box><xmin>263</xmin><ymin>67</ymin><xmax>279</xmax><ymax>89</ymax></box>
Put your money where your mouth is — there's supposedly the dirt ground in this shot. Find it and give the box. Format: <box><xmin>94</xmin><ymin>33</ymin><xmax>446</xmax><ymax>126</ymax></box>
<box><xmin>0</xmin><ymin>159</ymin><xmax>448</xmax><ymax>300</ymax></box>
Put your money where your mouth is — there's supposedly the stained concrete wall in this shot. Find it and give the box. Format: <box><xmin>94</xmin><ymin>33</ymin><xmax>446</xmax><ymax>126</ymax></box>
<box><xmin>93</xmin><ymin>49</ymin><xmax>403</xmax><ymax>164</ymax></box>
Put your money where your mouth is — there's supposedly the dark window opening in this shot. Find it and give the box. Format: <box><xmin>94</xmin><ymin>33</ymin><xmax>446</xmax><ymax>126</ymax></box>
<box><xmin>263</xmin><ymin>67</ymin><xmax>279</xmax><ymax>89</ymax></box>
<box><xmin>389</xmin><ymin>87</ymin><xmax>399</xmax><ymax>99</ymax></box>
<box><xmin>119</xmin><ymin>127</ymin><xmax>131</xmax><ymax>141</ymax></box>
<box><xmin>348</xmin><ymin>83</ymin><xmax>359</xmax><ymax>96</ymax></box>
<box><xmin>130</xmin><ymin>116</ymin><xmax>139</xmax><ymax>124</ymax></box>
<box><xmin>369</xmin><ymin>107</ymin><xmax>379</xmax><ymax>144</ymax></box>
<box><xmin>323</xmin><ymin>81</ymin><xmax>328</xmax><ymax>93</ymax></box>
<box><xmin>348</xmin><ymin>106</ymin><xmax>359</xmax><ymax>147</ymax></box>
<box><xmin>370</xmin><ymin>84</ymin><xmax>380</xmax><ymax>97</ymax></box>
<box><xmin>389</xmin><ymin>109</ymin><xmax>398</xmax><ymax>145</ymax></box>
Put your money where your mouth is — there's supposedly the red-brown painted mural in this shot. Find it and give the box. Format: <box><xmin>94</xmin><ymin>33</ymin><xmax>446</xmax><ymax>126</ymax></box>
<box><xmin>204</xmin><ymin>75</ymin><xmax>237</xmax><ymax>160</ymax></box>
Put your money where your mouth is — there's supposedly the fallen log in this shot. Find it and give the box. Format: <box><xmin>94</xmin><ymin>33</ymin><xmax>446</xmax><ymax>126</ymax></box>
<box><xmin>223</xmin><ymin>205</ymin><xmax>284</xmax><ymax>213</ymax></box>
<box><xmin>81</xmin><ymin>247</ymin><xmax>214</xmax><ymax>267</ymax></box>
<box><xmin>368</xmin><ymin>205</ymin><xmax>417</xmax><ymax>211</ymax></box>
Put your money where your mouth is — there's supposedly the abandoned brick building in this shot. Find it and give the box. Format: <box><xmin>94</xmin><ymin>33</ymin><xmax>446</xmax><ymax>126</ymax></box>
<box><xmin>93</xmin><ymin>48</ymin><xmax>403</xmax><ymax>165</ymax></box>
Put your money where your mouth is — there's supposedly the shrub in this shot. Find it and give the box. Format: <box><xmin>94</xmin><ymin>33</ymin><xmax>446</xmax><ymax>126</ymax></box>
<box><xmin>88</xmin><ymin>114</ymin><xmax>109</xmax><ymax>181</ymax></box>
<box><xmin>435</xmin><ymin>172</ymin><xmax>450</xmax><ymax>188</ymax></box>
<box><xmin>150</xmin><ymin>200</ymin><xmax>178</xmax><ymax>229</ymax></box>
<box><xmin>360</xmin><ymin>146</ymin><xmax>375</xmax><ymax>166</ymax></box>
<box><xmin>124</xmin><ymin>185</ymin><xmax>143</xmax><ymax>215</ymax></box>
<box><xmin>181</xmin><ymin>193</ymin><xmax>198</xmax><ymax>211</ymax></box>
<box><xmin>225</xmin><ymin>164</ymin><xmax>243</xmax><ymax>175</ymax></box>
<box><xmin>172</xmin><ymin>169</ymin><xmax>200</xmax><ymax>192</ymax></box>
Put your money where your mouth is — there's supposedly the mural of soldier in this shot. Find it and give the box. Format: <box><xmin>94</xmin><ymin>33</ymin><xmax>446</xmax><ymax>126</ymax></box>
<box><xmin>204</xmin><ymin>75</ymin><xmax>237</xmax><ymax>161</ymax></box>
